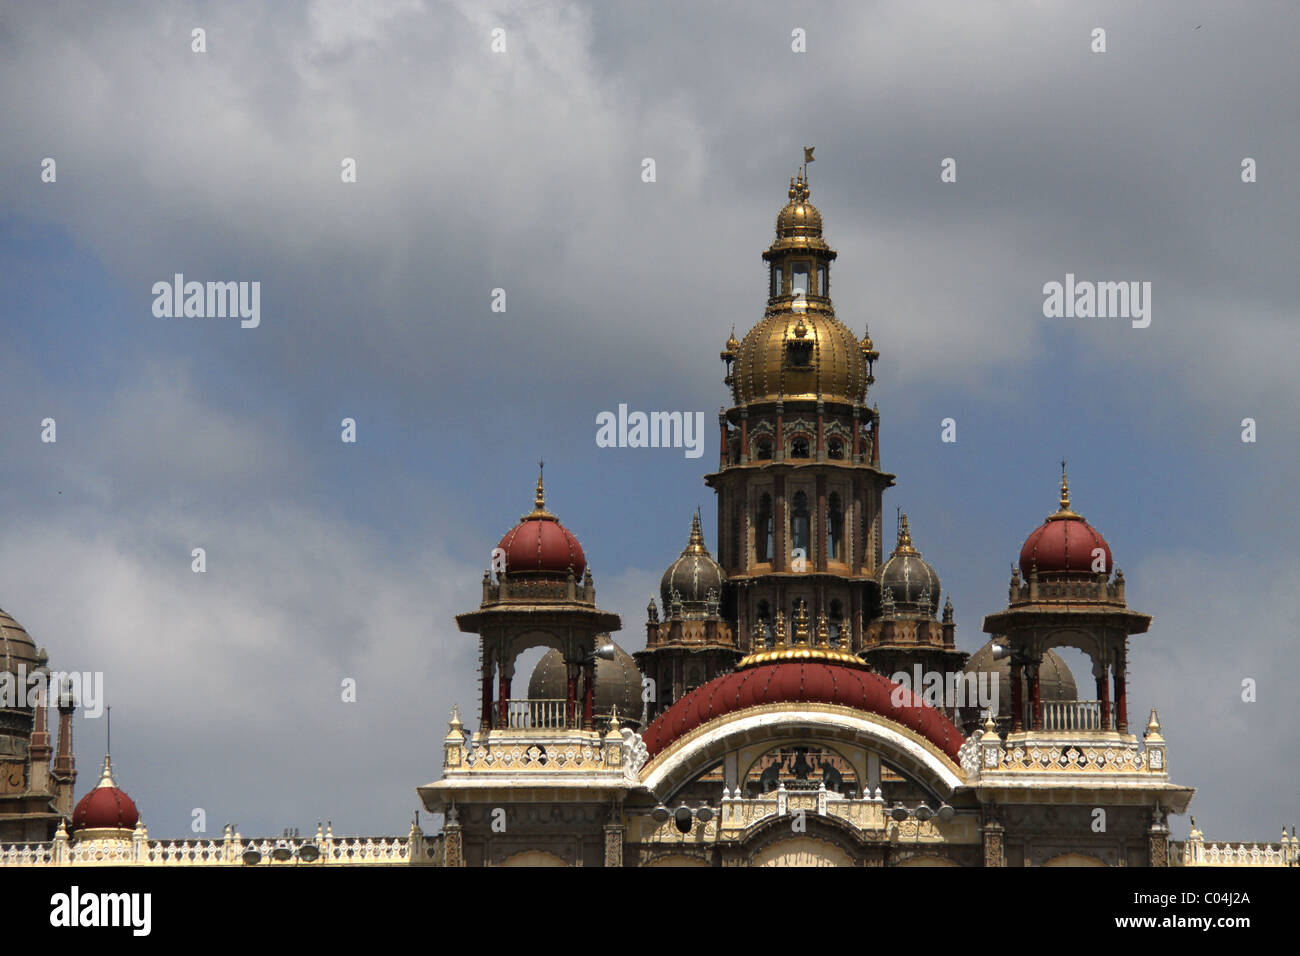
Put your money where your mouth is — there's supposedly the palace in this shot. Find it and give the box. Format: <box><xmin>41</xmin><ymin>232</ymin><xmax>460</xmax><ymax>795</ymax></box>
<box><xmin>1</xmin><ymin>159</ymin><xmax>1294</xmax><ymax>868</ymax></box>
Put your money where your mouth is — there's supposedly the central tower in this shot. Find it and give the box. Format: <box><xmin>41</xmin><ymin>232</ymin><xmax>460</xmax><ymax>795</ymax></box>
<box><xmin>706</xmin><ymin>159</ymin><xmax>895</xmax><ymax>658</ymax></box>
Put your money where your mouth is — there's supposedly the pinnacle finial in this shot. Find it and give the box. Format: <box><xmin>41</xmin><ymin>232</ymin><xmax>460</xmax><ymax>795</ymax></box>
<box><xmin>522</xmin><ymin>461</ymin><xmax>556</xmax><ymax>520</ymax></box>
<box><xmin>1059</xmin><ymin>459</ymin><xmax>1071</xmax><ymax>512</ymax></box>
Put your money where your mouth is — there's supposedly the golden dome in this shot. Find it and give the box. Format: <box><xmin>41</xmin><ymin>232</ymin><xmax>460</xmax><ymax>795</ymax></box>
<box><xmin>731</xmin><ymin>309</ymin><xmax>866</xmax><ymax>405</ymax></box>
<box><xmin>771</xmin><ymin>178</ymin><xmax>832</xmax><ymax>254</ymax></box>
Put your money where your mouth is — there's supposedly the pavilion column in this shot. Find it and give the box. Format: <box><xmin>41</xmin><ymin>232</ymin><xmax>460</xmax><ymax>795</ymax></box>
<box><xmin>582</xmin><ymin>660</ymin><xmax>596</xmax><ymax>730</ymax></box>
<box><xmin>775</xmin><ymin>402</ymin><xmax>785</xmax><ymax>460</ymax></box>
<box><xmin>774</xmin><ymin>475</ymin><xmax>786</xmax><ymax>571</ymax></box>
<box><xmin>815</xmin><ymin>474</ymin><xmax>827</xmax><ymax>571</ymax></box>
<box><xmin>1028</xmin><ymin>661</ymin><xmax>1042</xmax><ymax>731</ymax></box>
<box><xmin>740</xmin><ymin>409</ymin><xmax>749</xmax><ymax>465</ymax></box>
<box><xmin>1010</xmin><ymin>661</ymin><xmax>1024</xmax><ymax>732</ymax></box>
<box><xmin>565</xmin><ymin>662</ymin><xmax>579</xmax><ymax>729</ymax></box>
<box><xmin>1095</xmin><ymin>660</ymin><xmax>1112</xmax><ymax>731</ymax></box>
<box><xmin>480</xmin><ymin>652</ymin><xmax>494</xmax><ymax>731</ymax></box>
<box><xmin>1114</xmin><ymin>658</ymin><xmax>1128</xmax><ymax>735</ymax></box>
<box><xmin>851</xmin><ymin>406</ymin><xmax>861</xmax><ymax>461</ymax></box>
<box><xmin>496</xmin><ymin>659</ymin><xmax>512</xmax><ymax>729</ymax></box>
<box><xmin>816</xmin><ymin>400</ymin><xmax>825</xmax><ymax>461</ymax></box>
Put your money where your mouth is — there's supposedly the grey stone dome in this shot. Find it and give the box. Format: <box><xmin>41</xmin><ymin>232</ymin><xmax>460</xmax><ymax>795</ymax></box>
<box><xmin>528</xmin><ymin>638</ymin><xmax>644</xmax><ymax>726</ymax></box>
<box><xmin>964</xmin><ymin>638</ymin><xmax>1079</xmax><ymax>718</ymax></box>
<box><xmin>659</xmin><ymin>514</ymin><xmax>725</xmax><ymax>614</ymax></box>
<box><xmin>877</xmin><ymin>515</ymin><xmax>940</xmax><ymax>616</ymax></box>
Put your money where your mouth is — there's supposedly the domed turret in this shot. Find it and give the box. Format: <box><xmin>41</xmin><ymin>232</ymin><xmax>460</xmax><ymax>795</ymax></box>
<box><xmin>496</xmin><ymin>467</ymin><xmax>586</xmax><ymax>578</ymax></box>
<box><xmin>659</xmin><ymin>513</ymin><xmax>725</xmax><ymax>614</ymax></box>
<box><xmin>728</xmin><ymin>161</ymin><xmax>870</xmax><ymax>407</ymax></box>
<box><xmin>878</xmin><ymin>514</ymin><xmax>941</xmax><ymax>617</ymax></box>
<box><xmin>529</xmin><ymin>639</ymin><xmax>643</xmax><ymax>728</ymax></box>
<box><xmin>1019</xmin><ymin>466</ymin><xmax>1112</xmax><ymax>579</ymax></box>
<box><xmin>71</xmin><ymin>755</ymin><xmax>139</xmax><ymax>834</ymax></box>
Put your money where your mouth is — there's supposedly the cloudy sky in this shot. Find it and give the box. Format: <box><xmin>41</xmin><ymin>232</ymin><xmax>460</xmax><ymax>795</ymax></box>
<box><xmin>1</xmin><ymin>0</ymin><xmax>1295</xmax><ymax>843</ymax></box>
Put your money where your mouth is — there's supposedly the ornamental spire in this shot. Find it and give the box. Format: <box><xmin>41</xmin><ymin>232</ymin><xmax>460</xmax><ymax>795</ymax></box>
<box><xmin>521</xmin><ymin>461</ymin><xmax>557</xmax><ymax>521</ymax></box>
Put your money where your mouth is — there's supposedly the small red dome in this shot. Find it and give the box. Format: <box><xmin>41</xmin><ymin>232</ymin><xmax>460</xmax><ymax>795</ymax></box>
<box><xmin>498</xmin><ymin>517</ymin><xmax>586</xmax><ymax>577</ymax></box>
<box><xmin>1019</xmin><ymin>516</ymin><xmax>1111</xmax><ymax>578</ymax></box>
<box><xmin>642</xmin><ymin>662</ymin><xmax>964</xmax><ymax>762</ymax></box>
<box><xmin>498</xmin><ymin>470</ymin><xmax>587</xmax><ymax>577</ymax></box>
<box><xmin>72</xmin><ymin>758</ymin><xmax>139</xmax><ymax>832</ymax></box>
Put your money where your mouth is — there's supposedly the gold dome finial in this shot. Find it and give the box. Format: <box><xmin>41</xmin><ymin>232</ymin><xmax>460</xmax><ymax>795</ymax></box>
<box><xmin>893</xmin><ymin>513</ymin><xmax>919</xmax><ymax>556</ymax></box>
<box><xmin>522</xmin><ymin>461</ymin><xmax>557</xmax><ymax>521</ymax></box>
<box><xmin>725</xmin><ymin>326</ymin><xmax>739</xmax><ymax>351</ymax></box>
<box><xmin>682</xmin><ymin>511</ymin><xmax>707</xmax><ymax>555</ymax></box>
<box><xmin>1047</xmin><ymin>459</ymin><xmax>1080</xmax><ymax>520</ymax></box>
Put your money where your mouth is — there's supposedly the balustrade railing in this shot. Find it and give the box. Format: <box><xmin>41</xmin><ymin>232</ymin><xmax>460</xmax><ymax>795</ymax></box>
<box><xmin>1039</xmin><ymin>699</ymin><xmax>1104</xmax><ymax>732</ymax></box>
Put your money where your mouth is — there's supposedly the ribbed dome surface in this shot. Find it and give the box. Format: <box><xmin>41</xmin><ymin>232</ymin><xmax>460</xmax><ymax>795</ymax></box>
<box><xmin>731</xmin><ymin>310</ymin><xmax>865</xmax><ymax>405</ymax></box>
<box><xmin>878</xmin><ymin>515</ymin><xmax>940</xmax><ymax>615</ymax></box>
<box><xmin>72</xmin><ymin>757</ymin><xmax>139</xmax><ymax>832</ymax></box>
<box><xmin>659</xmin><ymin>514</ymin><xmax>725</xmax><ymax>611</ymax></box>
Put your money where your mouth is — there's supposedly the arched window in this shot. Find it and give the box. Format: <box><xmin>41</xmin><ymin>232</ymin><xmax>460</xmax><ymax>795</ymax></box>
<box><xmin>791</xmin><ymin>491</ymin><xmax>810</xmax><ymax>560</ymax></box>
<box><xmin>827</xmin><ymin>492</ymin><xmax>844</xmax><ymax>562</ymax></box>
<box><xmin>827</xmin><ymin>437</ymin><xmax>844</xmax><ymax>460</ymax></box>
<box><xmin>756</xmin><ymin>494</ymin><xmax>773</xmax><ymax>563</ymax></box>
<box><xmin>791</xmin><ymin>436</ymin><xmax>810</xmax><ymax>458</ymax></box>
<box><xmin>756</xmin><ymin>438</ymin><xmax>773</xmax><ymax>461</ymax></box>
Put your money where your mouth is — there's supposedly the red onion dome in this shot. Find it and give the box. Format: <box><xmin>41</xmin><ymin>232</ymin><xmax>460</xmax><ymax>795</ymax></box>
<box><xmin>1019</xmin><ymin>467</ymin><xmax>1112</xmax><ymax>578</ymax></box>
<box><xmin>496</xmin><ymin>469</ymin><xmax>587</xmax><ymax>577</ymax></box>
<box><xmin>642</xmin><ymin>661</ymin><xmax>964</xmax><ymax>762</ymax></box>
<box><xmin>71</xmin><ymin>756</ymin><xmax>139</xmax><ymax>832</ymax></box>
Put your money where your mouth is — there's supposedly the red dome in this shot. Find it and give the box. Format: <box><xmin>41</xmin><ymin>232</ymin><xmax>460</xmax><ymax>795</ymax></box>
<box><xmin>1019</xmin><ymin>515</ymin><xmax>1111</xmax><ymax>578</ymax></box>
<box><xmin>642</xmin><ymin>662</ymin><xmax>964</xmax><ymax>762</ymax></box>
<box><xmin>498</xmin><ymin>516</ymin><xmax>586</xmax><ymax>577</ymax></box>
<box><xmin>72</xmin><ymin>759</ymin><xmax>139</xmax><ymax>832</ymax></box>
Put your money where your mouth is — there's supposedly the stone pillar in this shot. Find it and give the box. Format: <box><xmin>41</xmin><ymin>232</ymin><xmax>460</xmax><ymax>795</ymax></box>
<box><xmin>444</xmin><ymin>809</ymin><xmax>464</xmax><ymax>868</ymax></box>
<box><xmin>1148</xmin><ymin>807</ymin><xmax>1169</xmax><ymax>867</ymax></box>
<box><xmin>739</xmin><ymin>408</ymin><xmax>749</xmax><ymax>465</ymax></box>
<box><xmin>981</xmin><ymin>821</ymin><xmax>1005</xmax><ymax>867</ymax></box>
<box><xmin>1095</xmin><ymin>660</ymin><xmax>1111</xmax><ymax>731</ymax></box>
<box><xmin>565</xmin><ymin>661</ymin><xmax>578</xmax><ymax>729</ymax></box>
<box><xmin>1010</xmin><ymin>661</ymin><xmax>1024</xmax><ymax>732</ymax></box>
<box><xmin>718</xmin><ymin>412</ymin><xmax>728</xmax><ymax>468</ymax></box>
<box><xmin>816</xmin><ymin>400</ymin><xmax>825</xmax><ymax>461</ymax></box>
<box><xmin>851</xmin><ymin>405</ymin><xmax>861</xmax><ymax>461</ymax></box>
<box><xmin>1028</xmin><ymin>660</ymin><xmax>1042</xmax><ymax>731</ymax></box>
<box><xmin>480</xmin><ymin>653</ymin><xmax>493</xmax><ymax>731</ymax></box>
<box><xmin>497</xmin><ymin>659</ymin><xmax>512</xmax><ymax>729</ymax></box>
<box><xmin>582</xmin><ymin>660</ymin><xmax>596</xmax><ymax>730</ymax></box>
<box><xmin>775</xmin><ymin>402</ymin><xmax>785</xmax><ymax>461</ymax></box>
<box><xmin>604</xmin><ymin>821</ymin><xmax>624</xmax><ymax>867</ymax></box>
<box><xmin>1114</xmin><ymin>659</ymin><xmax>1128</xmax><ymax>735</ymax></box>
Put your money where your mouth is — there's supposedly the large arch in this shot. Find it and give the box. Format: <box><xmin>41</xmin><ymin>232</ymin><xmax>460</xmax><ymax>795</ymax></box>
<box><xmin>640</xmin><ymin>703</ymin><xmax>964</xmax><ymax>803</ymax></box>
<box><xmin>1042</xmin><ymin>852</ymin><xmax>1108</xmax><ymax>867</ymax></box>
<box><xmin>499</xmin><ymin>850</ymin><xmax>568</xmax><ymax>867</ymax></box>
<box><xmin>753</xmin><ymin>835</ymin><xmax>854</xmax><ymax>867</ymax></box>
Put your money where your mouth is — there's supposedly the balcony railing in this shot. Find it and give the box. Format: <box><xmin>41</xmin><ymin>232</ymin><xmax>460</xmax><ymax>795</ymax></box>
<box><xmin>1038</xmin><ymin>699</ymin><xmax>1105</xmax><ymax>732</ymax></box>
<box><xmin>497</xmin><ymin>698</ymin><xmax>569</xmax><ymax>730</ymax></box>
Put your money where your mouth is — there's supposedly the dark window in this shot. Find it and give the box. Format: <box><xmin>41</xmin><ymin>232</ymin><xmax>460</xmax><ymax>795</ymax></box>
<box><xmin>791</xmin><ymin>436</ymin><xmax>810</xmax><ymax>458</ymax></box>
<box><xmin>828</xmin><ymin>437</ymin><xmax>844</xmax><ymax>460</ymax></box>
<box><xmin>788</xmin><ymin>340</ymin><xmax>812</xmax><ymax>367</ymax></box>
<box><xmin>756</xmin><ymin>494</ymin><xmax>773</xmax><ymax>563</ymax></box>
<box><xmin>756</xmin><ymin>438</ymin><xmax>773</xmax><ymax>460</ymax></box>
<box><xmin>828</xmin><ymin>492</ymin><xmax>844</xmax><ymax>561</ymax></box>
<box><xmin>791</xmin><ymin>491</ymin><xmax>810</xmax><ymax>558</ymax></box>
<box><xmin>817</xmin><ymin>264</ymin><xmax>827</xmax><ymax>296</ymax></box>
<box><xmin>771</xmin><ymin>264</ymin><xmax>782</xmax><ymax>297</ymax></box>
